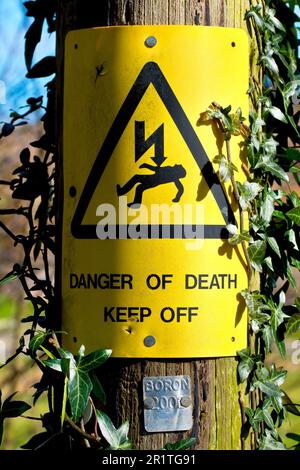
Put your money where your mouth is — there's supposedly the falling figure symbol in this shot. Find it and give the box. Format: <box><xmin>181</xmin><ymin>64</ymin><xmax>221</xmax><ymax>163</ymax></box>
<box><xmin>116</xmin><ymin>162</ymin><xmax>187</xmax><ymax>208</ymax></box>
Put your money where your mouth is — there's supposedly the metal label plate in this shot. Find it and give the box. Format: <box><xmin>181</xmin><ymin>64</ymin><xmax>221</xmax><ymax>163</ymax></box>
<box><xmin>143</xmin><ymin>375</ymin><xmax>193</xmax><ymax>432</ymax></box>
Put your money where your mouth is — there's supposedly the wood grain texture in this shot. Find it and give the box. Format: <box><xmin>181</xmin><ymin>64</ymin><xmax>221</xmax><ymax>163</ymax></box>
<box><xmin>57</xmin><ymin>0</ymin><xmax>250</xmax><ymax>450</ymax></box>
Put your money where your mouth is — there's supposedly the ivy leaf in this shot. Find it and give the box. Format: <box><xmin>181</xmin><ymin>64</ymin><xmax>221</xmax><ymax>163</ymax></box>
<box><xmin>61</xmin><ymin>376</ymin><xmax>68</xmax><ymax>430</ymax></box>
<box><xmin>90</xmin><ymin>371</ymin><xmax>107</xmax><ymax>405</ymax></box>
<box><xmin>116</xmin><ymin>421</ymin><xmax>130</xmax><ymax>446</ymax></box>
<box><xmin>29</xmin><ymin>331</ymin><xmax>49</xmax><ymax>353</ymax></box>
<box><xmin>21</xmin><ymin>432</ymin><xmax>51</xmax><ymax>450</ymax></box>
<box><xmin>284</xmin><ymin>148</ymin><xmax>300</xmax><ymax>162</ymax></box>
<box><xmin>245</xmin><ymin>7</ymin><xmax>264</xmax><ymax>30</ymax></box>
<box><xmin>286</xmin><ymin>261</ymin><xmax>296</xmax><ymax>289</ymax></box>
<box><xmin>248</xmin><ymin>240</ymin><xmax>267</xmax><ymax>272</ymax></box>
<box><xmin>267</xmin><ymin>237</ymin><xmax>281</xmax><ymax>258</ymax></box>
<box><xmin>262</xmin><ymin>55</ymin><xmax>280</xmax><ymax>77</ymax></box>
<box><xmin>283</xmin><ymin>392</ymin><xmax>300</xmax><ymax>417</ymax></box>
<box><xmin>266</xmin><ymin>8</ymin><xmax>285</xmax><ymax>32</ymax></box>
<box><xmin>227</xmin><ymin>224</ymin><xmax>250</xmax><ymax>245</ymax></box>
<box><xmin>237</xmin><ymin>348</ymin><xmax>256</xmax><ymax>382</ymax></box>
<box><xmin>254</xmin><ymin>379</ymin><xmax>282</xmax><ymax>398</ymax></box>
<box><xmin>269</xmin><ymin>365</ymin><xmax>287</xmax><ymax>387</ymax></box>
<box><xmin>79</xmin><ymin>349</ymin><xmax>112</xmax><ymax>373</ymax></box>
<box><xmin>287</xmin><ymin>207</ymin><xmax>300</xmax><ymax>226</ymax></box>
<box><xmin>255</xmin><ymin>156</ymin><xmax>289</xmax><ymax>182</ymax></box>
<box><xmin>164</xmin><ymin>437</ymin><xmax>197</xmax><ymax>450</ymax></box>
<box><xmin>264</xmin><ymin>256</ymin><xmax>274</xmax><ymax>272</ymax></box>
<box><xmin>259</xmin><ymin>430</ymin><xmax>286</xmax><ymax>450</ymax></box>
<box><xmin>68</xmin><ymin>357</ymin><xmax>92</xmax><ymax>422</ymax></box>
<box><xmin>0</xmin><ymin>398</ymin><xmax>31</xmax><ymax>418</ymax></box>
<box><xmin>26</xmin><ymin>56</ymin><xmax>56</xmax><ymax>78</ymax></box>
<box><xmin>43</xmin><ymin>358</ymin><xmax>62</xmax><ymax>372</ymax></box>
<box><xmin>96</xmin><ymin>410</ymin><xmax>125</xmax><ymax>450</ymax></box>
<box><xmin>0</xmin><ymin>272</ymin><xmax>19</xmax><ymax>288</ymax></box>
<box><xmin>254</xmin><ymin>407</ymin><xmax>275</xmax><ymax>430</ymax></box>
<box><xmin>268</xmin><ymin>106</ymin><xmax>288</xmax><ymax>123</ymax></box>
<box><xmin>260</xmin><ymin>193</ymin><xmax>275</xmax><ymax>223</ymax></box>
<box><xmin>262</xmin><ymin>325</ymin><xmax>273</xmax><ymax>353</ymax></box>
<box><xmin>286</xmin><ymin>313</ymin><xmax>300</xmax><ymax>336</ymax></box>
<box><xmin>238</xmin><ymin>181</ymin><xmax>262</xmax><ymax>210</ymax></box>
<box><xmin>214</xmin><ymin>155</ymin><xmax>237</xmax><ymax>182</ymax></box>
<box><xmin>282</xmin><ymin>80</ymin><xmax>300</xmax><ymax>109</ymax></box>
<box><xmin>1</xmin><ymin>123</ymin><xmax>15</xmax><ymax>137</ymax></box>
<box><xmin>25</xmin><ymin>17</ymin><xmax>44</xmax><ymax>71</ymax></box>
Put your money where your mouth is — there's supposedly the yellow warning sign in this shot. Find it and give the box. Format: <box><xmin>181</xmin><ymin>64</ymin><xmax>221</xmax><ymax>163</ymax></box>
<box><xmin>63</xmin><ymin>26</ymin><xmax>249</xmax><ymax>358</ymax></box>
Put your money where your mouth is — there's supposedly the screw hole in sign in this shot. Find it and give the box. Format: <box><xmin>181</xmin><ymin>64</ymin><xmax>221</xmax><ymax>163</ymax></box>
<box><xmin>231</xmin><ymin>41</ymin><xmax>236</xmax><ymax>47</ymax></box>
<box><xmin>74</xmin><ymin>43</ymin><xmax>78</xmax><ymax>49</ymax></box>
<box><xmin>69</xmin><ymin>186</ymin><xmax>77</xmax><ymax>197</ymax></box>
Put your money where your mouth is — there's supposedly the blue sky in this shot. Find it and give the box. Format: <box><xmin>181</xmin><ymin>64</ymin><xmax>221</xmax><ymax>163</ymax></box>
<box><xmin>0</xmin><ymin>0</ymin><xmax>55</xmax><ymax>121</ymax></box>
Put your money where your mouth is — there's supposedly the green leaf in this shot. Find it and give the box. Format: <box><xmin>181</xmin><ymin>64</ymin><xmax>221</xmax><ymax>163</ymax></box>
<box><xmin>272</xmin><ymin>210</ymin><xmax>286</xmax><ymax>221</ymax></box>
<box><xmin>286</xmin><ymin>261</ymin><xmax>296</xmax><ymax>289</ymax></box>
<box><xmin>264</xmin><ymin>256</ymin><xmax>274</xmax><ymax>272</ymax></box>
<box><xmin>254</xmin><ymin>380</ymin><xmax>282</xmax><ymax>398</ymax></box>
<box><xmin>283</xmin><ymin>392</ymin><xmax>300</xmax><ymax>416</ymax></box>
<box><xmin>58</xmin><ymin>348</ymin><xmax>74</xmax><ymax>360</ymax></box>
<box><xmin>26</xmin><ymin>56</ymin><xmax>56</xmax><ymax>78</ymax></box>
<box><xmin>80</xmin><ymin>349</ymin><xmax>112</xmax><ymax>372</ymax></box>
<box><xmin>260</xmin><ymin>194</ymin><xmax>274</xmax><ymax>223</ymax></box>
<box><xmin>255</xmin><ymin>156</ymin><xmax>289</xmax><ymax>182</ymax></box>
<box><xmin>262</xmin><ymin>325</ymin><xmax>273</xmax><ymax>353</ymax></box>
<box><xmin>116</xmin><ymin>421</ymin><xmax>129</xmax><ymax>444</ymax></box>
<box><xmin>267</xmin><ymin>12</ymin><xmax>285</xmax><ymax>32</ymax></box>
<box><xmin>164</xmin><ymin>437</ymin><xmax>197</xmax><ymax>450</ymax></box>
<box><xmin>269</xmin><ymin>365</ymin><xmax>287</xmax><ymax>387</ymax></box>
<box><xmin>259</xmin><ymin>430</ymin><xmax>286</xmax><ymax>450</ymax></box>
<box><xmin>96</xmin><ymin>410</ymin><xmax>131</xmax><ymax>449</ymax></box>
<box><xmin>263</xmin><ymin>55</ymin><xmax>280</xmax><ymax>77</ymax></box>
<box><xmin>61</xmin><ymin>376</ymin><xmax>68</xmax><ymax>430</ymax></box>
<box><xmin>254</xmin><ymin>407</ymin><xmax>275</xmax><ymax>430</ymax></box>
<box><xmin>90</xmin><ymin>371</ymin><xmax>107</xmax><ymax>405</ymax></box>
<box><xmin>0</xmin><ymin>273</ymin><xmax>19</xmax><ymax>288</ymax></box>
<box><xmin>286</xmin><ymin>313</ymin><xmax>300</xmax><ymax>336</ymax></box>
<box><xmin>43</xmin><ymin>358</ymin><xmax>62</xmax><ymax>372</ymax></box>
<box><xmin>245</xmin><ymin>8</ymin><xmax>264</xmax><ymax>30</ymax></box>
<box><xmin>290</xmin><ymin>191</ymin><xmax>300</xmax><ymax>208</ymax></box>
<box><xmin>267</xmin><ymin>237</ymin><xmax>281</xmax><ymax>258</ymax></box>
<box><xmin>68</xmin><ymin>358</ymin><xmax>92</xmax><ymax>422</ymax></box>
<box><xmin>228</xmin><ymin>231</ymin><xmax>251</xmax><ymax>245</ymax></box>
<box><xmin>268</xmin><ymin>106</ymin><xmax>288</xmax><ymax>123</ymax></box>
<box><xmin>285</xmin><ymin>148</ymin><xmax>300</xmax><ymax>162</ymax></box>
<box><xmin>287</xmin><ymin>207</ymin><xmax>300</xmax><ymax>226</ymax></box>
<box><xmin>1</xmin><ymin>399</ymin><xmax>31</xmax><ymax>418</ymax></box>
<box><xmin>237</xmin><ymin>348</ymin><xmax>256</xmax><ymax>382</ymax></box>
<box><xmin>238</xmin><ymin>181</ymin><xmax>262</xmax><ymax>210</ymax></box>
<box><xmin>248</xmin><ymin>240</ymin><xmax>267</xmax><ymax>272</ymax></box>
<box><xmin>96</xmin><ymin>410</ymin><xmax>119</xmax><ymax>449</ymax></box>
<box><xmin>270</xmin><ymin>396</ymin><xmax>283</xmax><ymax>414</ymax></box>
<box><xmin>283</xmin><ymin>80</ymin><xmax>300</xmax><ymax>109</ymax></box>
<box><xmin>29</xmin><ymin>332</ymin><xmax>48</xmax><ymax>353</ymax></box>
<box><xmin>40</xmin><ymin>345</ymin><xmax>55</xmax><ymax>359</ymax></box>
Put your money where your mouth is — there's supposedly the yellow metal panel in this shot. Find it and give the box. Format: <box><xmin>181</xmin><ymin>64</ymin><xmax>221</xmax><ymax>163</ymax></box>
<box><xmin>63</xmin><ymin>26</ymin><xmax>249</xmax><ymax>358</ymax></box>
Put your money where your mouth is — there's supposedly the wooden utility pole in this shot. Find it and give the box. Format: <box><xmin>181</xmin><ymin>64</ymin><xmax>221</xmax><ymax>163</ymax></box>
<box><xmin>57</xmin><ymin>0</ymin><xmax>250</xmax><ymax>450</ymax></box>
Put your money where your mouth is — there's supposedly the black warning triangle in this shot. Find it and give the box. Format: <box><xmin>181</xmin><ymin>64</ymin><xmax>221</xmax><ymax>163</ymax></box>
<box><xmin>71</xmin><ymin>61</ymin><xmax>236</xmax><ymax>239</ymax></box>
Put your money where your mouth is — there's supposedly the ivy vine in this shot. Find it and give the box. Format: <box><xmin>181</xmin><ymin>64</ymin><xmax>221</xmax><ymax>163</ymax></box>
<box><xmin>202</xmin><ymin>0</ymin><xmax>300</xmax><ymax>450</ymax></box>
